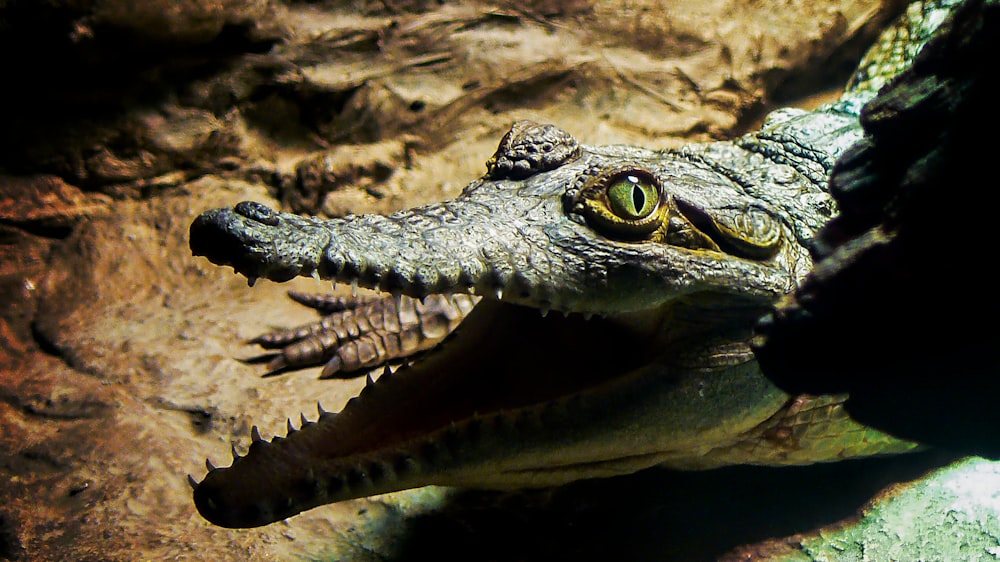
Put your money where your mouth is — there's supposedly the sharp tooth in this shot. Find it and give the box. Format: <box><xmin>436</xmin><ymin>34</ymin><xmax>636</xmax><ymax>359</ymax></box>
<box><xmin>317</xmin><ymin>402</ymin><xmax>328</xmax><ymax>416</ymax></box>
<box><xmin>381</xmin><ymin>365</ymin><xmax>392</xmax><ymax>380</ymax></box>
<box><xmin>286</xmin><ymin>418</ymin><xmax>296</xmax><ymax>435</ymax></box>
<box><xmin>351</xmin><ymin>280</ymin><xmax>359</xmax><ymax>297</ymax></box>
<box><xmin>311</xmin><ymin>270</ymin><xmax>321</xmax><ymax>283</ymax></box>
<box><xmin>301</xmin><ymin>413</ymin><xmax>310</xmax><ymax>426</ymax></box>
<box><xmin>205</xmin><ymin>458</ymin><xmax>217</xmax><ymax>471</ymax></box>
<box><xmin>247</xmin><ymin>277</ymin><xmax>258</xmax><ymax>287</ymax></box>
<box><xmin>187</xmin><ymin>474</ymin><xmax>199</xmax><ymax>489</ymax></box>
<box><xmin>494</xmin><ymin>287</ymin><xmax>503</xmax><ymax>300</ymax></box>
<box><xmin>366</xmin><ymin>373</ymin><xmax>375</xmax><ymax>387</ymax></box>
<box><xmin>251</xmin><ymin>425</ymin><xmax>262</xmax><ymax>443</ymax></box>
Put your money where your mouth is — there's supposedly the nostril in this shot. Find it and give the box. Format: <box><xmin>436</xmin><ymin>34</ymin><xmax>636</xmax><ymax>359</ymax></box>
<box><xmin>234</xmin><ymin>201</ymin><xmax>280</xmax><ymax>226</ymax></box>
<box><xmin>189</xmin><ymin>209</ymin><xmax>261</xmax><ymax>276</ymax></box>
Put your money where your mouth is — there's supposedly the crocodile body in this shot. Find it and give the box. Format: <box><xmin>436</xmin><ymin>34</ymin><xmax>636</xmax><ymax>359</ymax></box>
<box><xmin>188</xmin><ymin>0</ymin><xmax>962</xmax><ymax>528</ymax></box>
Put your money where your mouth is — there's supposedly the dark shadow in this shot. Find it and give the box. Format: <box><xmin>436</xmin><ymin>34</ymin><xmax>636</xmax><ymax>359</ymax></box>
<box><xmin>239</xmin><ymin>353</ymin><xmax>290</xmax><ymax>378</ymax></box>
<box><xmin>392</xmin><ymin>449</ymin><xmax>956</xmax><ymax>562</ymax></box>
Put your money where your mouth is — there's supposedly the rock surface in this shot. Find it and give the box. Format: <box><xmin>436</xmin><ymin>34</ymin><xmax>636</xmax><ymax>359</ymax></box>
<box><xmin>754</xmin><ymin>0</ymin><xmax>1000</xmax><ymax>459</ymax></box>
<box><xmin>2</xmin><ymin>1</ymin><xmax>997</xmax><ymax>560</ymax></box>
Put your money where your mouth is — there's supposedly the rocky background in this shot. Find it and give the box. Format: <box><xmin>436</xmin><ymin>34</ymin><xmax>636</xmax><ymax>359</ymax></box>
<box><xmin>1</xmin><ymin>1</ymin><xmax>997</xmax><ymax>560</ymax></box>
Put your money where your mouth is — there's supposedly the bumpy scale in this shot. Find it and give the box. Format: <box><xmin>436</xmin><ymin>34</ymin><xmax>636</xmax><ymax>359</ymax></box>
<box><xmin>188</xmin><ymin>0</ymin><xmax>963</xmax><ymax>528</ymax></box>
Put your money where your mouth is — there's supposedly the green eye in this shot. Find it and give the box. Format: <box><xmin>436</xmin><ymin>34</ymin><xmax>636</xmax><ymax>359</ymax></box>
<box><xmin>575</xmin><ymin>166</ymin><xmax>665</xmax><ymax>241</ymax></box>
<box><xmin>607</xmin><ymin>174</ymin><xmax>658</xmax><ymax>219</ymax></box>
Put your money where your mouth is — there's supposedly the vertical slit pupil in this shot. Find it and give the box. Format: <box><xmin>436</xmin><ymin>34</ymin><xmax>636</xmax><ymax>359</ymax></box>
<box><xmin>632</xmin><ymin>185</ymin><xmax>645</xmax><ymax>213</ymax></box>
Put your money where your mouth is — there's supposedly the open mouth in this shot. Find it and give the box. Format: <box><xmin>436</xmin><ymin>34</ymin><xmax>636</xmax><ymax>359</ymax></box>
<box><xmin>192</xmin><ymin>294</ymin><xmax>674</xmax><ymax>528</ymax></box>
<box><xmin>308</xmin><ymin>298</ymin><xmax>664</xmax><ymax>457</ymax></box>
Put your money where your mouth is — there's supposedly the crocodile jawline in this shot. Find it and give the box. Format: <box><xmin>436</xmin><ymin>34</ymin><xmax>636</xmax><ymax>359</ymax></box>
<box><xmin>194</xmin><ymin>294</ymin><xmax>759</xmax><ymax>527</ymax></box>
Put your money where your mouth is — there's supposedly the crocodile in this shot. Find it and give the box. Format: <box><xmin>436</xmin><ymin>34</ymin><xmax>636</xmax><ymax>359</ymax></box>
<box><xmin>188</xmin><ymin>0</ymin><xmax>963</xmax><ymax>529</ymax></box>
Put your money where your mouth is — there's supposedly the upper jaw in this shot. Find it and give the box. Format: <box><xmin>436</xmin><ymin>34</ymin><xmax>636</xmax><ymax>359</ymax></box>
<box><xmin>189</xmin><ymin>151</ymin><xmax>796</xmax><ymax>316</ymax></box>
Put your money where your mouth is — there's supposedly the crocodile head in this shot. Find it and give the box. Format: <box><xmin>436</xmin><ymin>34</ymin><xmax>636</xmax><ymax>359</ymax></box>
<box><xmin>187</xmin><ymin>120</ymin><xmax>847</xmax><ymax>528</ymax></box>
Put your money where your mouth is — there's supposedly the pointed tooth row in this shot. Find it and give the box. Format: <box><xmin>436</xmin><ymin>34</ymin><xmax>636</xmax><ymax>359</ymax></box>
<box><xmin>311</xmin><ymin>241</ymin><xmax>606</xmax><ymax>316</ymax></box>
<box><xmin>188</xmin><ymin>414</ymin><xmax>464</xmax><ymax>496</ymax></box>
<box><xmin>190</xmin><ymin>392</ymin><xmax>586</xmax><ymax>503</ymax></box>
<box><xmin>197</xmin><ymin>405</ymin><xmax>335</xmax><ymax>472</ymax></box>
<box><xmin>317</xmin><ymin>268</ymin><xmax>599</xmax><ymax>319</ymax></box>
<box><xmin>190</xmin><ymin>401</ymin><xmax>356</xmax><ymax>498</ymax></box>
<box><xmin>316</xmin><ymin>257</ymin><xmax>499</xmax><ymax>305</ymax></box>
<box><xmin>192</xmin><ymin>363</ymin><xmax>591</xmax><ymax>499</ymax></box>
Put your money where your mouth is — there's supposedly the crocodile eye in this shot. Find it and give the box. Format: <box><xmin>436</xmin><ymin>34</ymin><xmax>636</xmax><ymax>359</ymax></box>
<box><xmin>607</xmin><ymin>174</ymin><xmax>658</xmax><ymax>220</ymax></box>
<box><xmin>575</xmin><ymin>168</ymin><xmax>666</xmax><ymax>240</ymax></box>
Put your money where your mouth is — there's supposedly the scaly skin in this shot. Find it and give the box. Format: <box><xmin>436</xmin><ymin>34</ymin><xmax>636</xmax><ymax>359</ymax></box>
<box><xmin>188</xmin><ymin>0</ymin><xmax>961</xmax><ymax>528</ymax></box>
